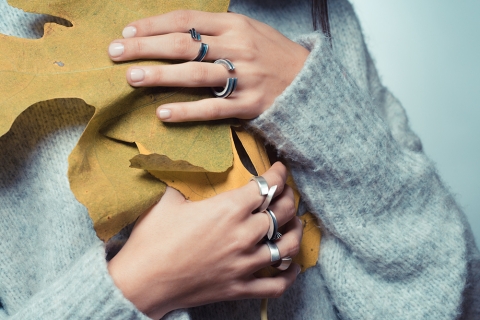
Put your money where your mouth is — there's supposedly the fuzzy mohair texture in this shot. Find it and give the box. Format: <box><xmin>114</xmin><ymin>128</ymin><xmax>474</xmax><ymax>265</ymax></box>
<box><xmin>0</xmin><ymin>0</ymin><xmax>478</xmax><ymax>319</ymax></box>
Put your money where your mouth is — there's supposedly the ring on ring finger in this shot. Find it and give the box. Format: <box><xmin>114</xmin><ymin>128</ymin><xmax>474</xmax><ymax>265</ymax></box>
<box><xmin>212</xmin><ymin>59</ymin><xmax>237</xmax><ymax>98</ymax></box>
<box><xmin>265</xmin><ymin>240</ymin><xmax>281</xmax><ymax>263</ymax></box>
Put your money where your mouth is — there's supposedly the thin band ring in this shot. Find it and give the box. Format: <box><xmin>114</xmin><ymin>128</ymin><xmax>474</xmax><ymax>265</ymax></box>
<box><xmin>264</xmin><ymin>208</ymin><xmax>279</xmax><ymax>240</ymax></box>
<box><xmin>212</xmin><ymin>59</ymin><xmax>237</xmax><ymax>98</ymax></box>
<box><xmin>192</xmin><ymin>43</ymin><xmax>209</xmax><ymax>62</ymax></box>
<box><xmin>189</xmin><ymin>28</ymin><xmax>201</xmax><ymax>41</ymax></box>
<box><xmin>258</xmin><ymin>185</ymin><xmax>277</xmax><ymax>213</ymax></box>
<box><xmin>250</xmin><ymin>176</ymin><xmax>269</xmax><ymax>196</ymax></box>
<box><xmin>274</xmin><ymin>257</ymin><xmax>292</xmax><ymax>271</ymax></box>
<box><xmin>265</xmin><ymin>240</ymin><xmax>281</xmax><ymax>262</ymax></box>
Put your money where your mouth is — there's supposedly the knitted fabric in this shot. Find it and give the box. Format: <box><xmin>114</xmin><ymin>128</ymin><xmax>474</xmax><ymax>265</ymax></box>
<box><xmin>0</xmin><ymin>0</ymin><xmax>478</xmax><ymax>319</ymax></box>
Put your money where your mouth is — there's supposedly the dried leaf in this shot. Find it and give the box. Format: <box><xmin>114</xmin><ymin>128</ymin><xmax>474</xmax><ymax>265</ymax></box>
<box><xmin>146</xmin><ymin>127</ymin><xmax>321</xmax><ymax>273</ymax></box>
<box><xmin>0</xmin><ymin>0</ymin><xmax>230</xmax><ymax>240</ymax></box>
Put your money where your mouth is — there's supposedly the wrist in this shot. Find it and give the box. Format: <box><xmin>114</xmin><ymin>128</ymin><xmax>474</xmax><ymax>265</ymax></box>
<box><xmin>107</xmin><ymin>253</ymin><xmax>171</xmax><ymax>318</ymax></box>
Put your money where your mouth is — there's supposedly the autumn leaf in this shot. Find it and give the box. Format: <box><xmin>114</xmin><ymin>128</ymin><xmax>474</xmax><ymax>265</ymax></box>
<box><xmin>141</xmin><ymin>127</ymin><xmax>321</xmax><ymax>272</ymax></box>
<box><xmin>1</xmin><ymin>0</ymin><xmax>321</xmax><ymax>273</ymax></box>
<box><xmin>0</xmin><ymin>0</ymin><xmax>231</xmax><ymax>240</ymax></box>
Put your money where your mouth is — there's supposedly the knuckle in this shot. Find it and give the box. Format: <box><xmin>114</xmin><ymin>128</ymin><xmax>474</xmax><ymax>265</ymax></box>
<box><xmin>206</xmin><ymin>103</ymin><xmax>221</xmax><ymax>120</ymax></box>
<box><xmin>175</xmin><ymin>104</ymin><xmax>190</xmax><ymax>120</ymax></box>
<box><xmin>173</xmin><ymin>10</ymin><xmax>192</xmax><ymax>30</ymax></box>
<box><xmin>134</xmin><ymin>39</ymin><xmax>146</xmax><ymax>55</ymax></box>
<box><xmin>143</xmin><ymin>18</ymin><xmax>156</xmax><ymax>34</ymax></box>
<box><xmin>270</xmin><ymin>282</ymin><xmax>287</xmax><ymax>298</ymax></box>
<box><xmin>233</xmin><ymin>15</ymin><xmax>251</xmax><ymax>30</ymax></box>
<box><xmin>191</xmin><ymin>64</ymin><xmax>209</xmax><ymax>84</ymax></box>
<box><xmin>285</xmin><ymin>202</ymin><xmax>297</xmax><ymax>220</ymax></box>
<box><xmin>173</xmin><ymin>34</ymin><xmax>190</xmax><ymax>56</ymax></box>
<box><xmin>288</xmin><ymin>239</ymin><xmax>301</xmax><ymax>257</ymax></box>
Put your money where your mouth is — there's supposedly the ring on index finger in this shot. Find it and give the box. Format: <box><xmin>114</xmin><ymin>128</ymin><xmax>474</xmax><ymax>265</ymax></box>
<box><xmin>257</xmin><ymin>185</ymin><xmax>277</xmax><ymax>213</ymax></box>
<box><xmin>250</xmin><ymin>176</ymin><xmax>269</xmax><ymax>196</ymax></box>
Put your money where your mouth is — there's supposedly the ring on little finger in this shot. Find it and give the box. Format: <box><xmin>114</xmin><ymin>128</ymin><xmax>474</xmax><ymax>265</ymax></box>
<box><xmin>212</xmin><ymin>59</ymin><xmax>237</xmax><ymax>98</ymax></box>
<box><xmin>265</xmin><ymin>240</ymin><xmax>281</xmax><ymax>262</ymax></box>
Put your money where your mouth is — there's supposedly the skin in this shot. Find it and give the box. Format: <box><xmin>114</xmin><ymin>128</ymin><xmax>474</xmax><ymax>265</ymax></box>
<box><xmin>108</xmin><ymin>10</ymin><xmax>310</xmax><ymax>122</ymax></box>
<box><xmin>107</xmin><ymin>10</ymin><xmax>309</xmax><ymax>319</ymax></box>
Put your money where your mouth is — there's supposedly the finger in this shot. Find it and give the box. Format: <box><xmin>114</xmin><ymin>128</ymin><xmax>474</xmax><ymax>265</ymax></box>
<box><xmin>109</xmin><ymin>33</ymin><xmax>224</xmax><ymax>62</ymax></box>
<box><xmin>240</xmin><ymin>263</ymin><xmax>300</xmax><ymax>299</ymax></box>
<box><xmin>121</xmin><ymin>10</ymin><xmax>232</xmax><ymax>38</ymax></box>
<box><xmin>126</xmin><ymin>62</ymin><xmax>231</xmax><ymax>88</ymax></box>
<box><xmin>248</xmin><ymin>217</ymin><xmax>303</xmax><ymax>270</ymax></box>
<box><xmin>157</xmin><ymin>97</ymin><xmax>251</xmax><ymax>122</ymax></box>
<box><xmin>206</xmin><ymin>162</ymin><xmax>288</xmax><ymax>218</ymax></box>
<box><xmin>266</xmin><ymin>186</ymin><xmax>296</xmax><ymax>228</ymax></box>
<box><xmin>245</xmin><ymin>186</ymin><xmax>296</xmax><ymax>242</ymax></box>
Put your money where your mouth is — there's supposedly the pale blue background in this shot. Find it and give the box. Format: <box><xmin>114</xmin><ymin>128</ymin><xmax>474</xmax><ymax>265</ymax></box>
<box><xmin>350</xmin><ymin>0</ymin><xmax>480</xmax><ymax>246</ymax></box>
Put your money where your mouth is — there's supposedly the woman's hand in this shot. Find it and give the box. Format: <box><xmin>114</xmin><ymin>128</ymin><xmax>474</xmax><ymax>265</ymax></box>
<box><xmin>108</xmin><ymin>10</ymin><xmax>309</xmax><ymax>122</ymax></box>
<box><xmin>107</xmin><ymin>162</ymin><xmax>302</xmax><ymax>319</ymax></box>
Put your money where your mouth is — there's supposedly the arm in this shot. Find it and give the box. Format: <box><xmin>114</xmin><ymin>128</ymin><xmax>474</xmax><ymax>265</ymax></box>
<box><xmin>0</xmin><ymin>243</ymin><xmax>149</xmax><ymax>320</ymax></box>
<box><xmin>246</xmin><ymin>30</ymin><xmax>477</xmax><ymax>319</ymax></box>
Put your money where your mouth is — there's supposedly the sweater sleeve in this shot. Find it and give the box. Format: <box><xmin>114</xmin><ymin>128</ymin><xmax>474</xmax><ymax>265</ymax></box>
<box><xmin>0</xmin><ymin>243</ymin><xmax>150</xmax><ymax>320</ymax></box>
<box><xmin>245</xmin><ymin>31</ymin><xmax>476</xmax><ymax>319</ymax></box>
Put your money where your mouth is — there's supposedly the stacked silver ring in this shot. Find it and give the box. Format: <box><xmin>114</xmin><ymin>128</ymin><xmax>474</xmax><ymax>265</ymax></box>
<box><xmin>265</xmin><ymin>208</ymin><xmax>282</xmax><ymax>241</ymax></box>
<box><xmin>265</xmin><ymin>240</ymin><xmax>281</xmax><ymax>262</ymax></box>
<box><xmin>212</xmin><ymin>59</ymin><xmax>237</xmax><ymax>98</ymax></box>
<box><xmin>275</xmin><ymin>257</ymin><xmax>292</xmax><ymax>271</ymax></box>
<box><xmin>189</xmin><ymin>28</ymin><xmax>208</xmax><ymax>62</ymax></box>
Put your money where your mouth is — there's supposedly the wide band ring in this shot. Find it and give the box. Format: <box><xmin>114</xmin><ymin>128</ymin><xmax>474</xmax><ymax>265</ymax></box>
<box><xmin>265</xmin><ymin>240</ymin><xmax>281</xmax><ymax>262</ymax></box>
<box><xmin>264</xmin><ymin>208</ymin><xmax>280</xmax><ymax>241</ymax></box>
<box><xmin>274</xmin><ymin>257</ymin><xmax>292</xmax><ymax>271</ymax></box>
<box><xmin>192</xmin><ymin>43</ymin><xmax>209</xmax><ymax>62</ymax></box>
<box><xmin>212</xmin><ymin>59</ymin><xmax>237</xmax><ymax>98</ymax></box>
<box><xmin>250</xmin><ymin>176</ymin><xmax>269</xmax><ymax>196</ymax></box>
<box><xmin>189</xmin><ymin>28</ymin><xmax>201</xmax><ymax>41</ymax></box>
<box><xmin>258</xmin><ymin>185</ymin><xmax>277</xmax><ymax>213</ymax></box>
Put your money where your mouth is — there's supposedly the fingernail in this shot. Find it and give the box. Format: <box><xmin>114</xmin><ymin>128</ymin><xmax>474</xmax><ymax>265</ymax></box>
<box><xmin>109</xmin><ymin>43</ymin><xmax>124</xmax><ymax>57</ymax></box>
<box><xmin>296</xmin><ymin>265</ymin><xmax>301</xmax><ymax>275</ymax></box>
<box><xmin>122</xmin><ymin>26</ymin><xmax>137</xmax><ymax>38</ymax></box>
<box><xmin>158</xmin><ymin>108</ymin><xmax>172</xmax><ymax>120</ymax></box>
<box><xmin>130</xmin><ymin>68</ymin><xmax>145</xmax><ymax>82</ymax></box>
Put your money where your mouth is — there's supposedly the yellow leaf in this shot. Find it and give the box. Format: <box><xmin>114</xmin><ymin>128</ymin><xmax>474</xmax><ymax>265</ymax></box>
<box><xmin>146</xmin><ymin>127</ymin><xmax>321</xmax><ymax>273</ymax></box>
<box><xmin>0</xmin><ymin>0</ymin><xmax>230</xmax><ymax>241</ymax></box>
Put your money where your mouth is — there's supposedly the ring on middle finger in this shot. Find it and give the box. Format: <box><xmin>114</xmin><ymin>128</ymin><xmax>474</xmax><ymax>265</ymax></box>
<box><xmin>264</xmin><ymin>208</ymin><xmax>281</xmax><ymax>241</ymax></box>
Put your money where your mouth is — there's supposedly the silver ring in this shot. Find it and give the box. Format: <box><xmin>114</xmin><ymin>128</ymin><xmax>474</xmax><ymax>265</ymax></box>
<box><xmin>274</xmin><ymin>257</ymin><xmax>292</xmax><ymax>271</ymax></box>
<box><xmin>264</xmin><ymin>208</ymin><xmax>279</xmax><ymax>240</ymax></box>
<box><xmin>192</xmin><ymin>43</ymin><xmax>208</xmax><ymax>62</ymax></box>
<box><xmin>189</xmin><ymin>28</ymin><xmax>201</xmax><ymax>41</ymax></box>
<box><xmin>212</xmin><ymin>59</ymin><xmax>237</xmax><ymax>98</ymax></box>
<box><xmin>266</xmin><ymin>241</ymin><xmax>281</xmax><ymax>262</ymax></box>
<box><xmin>258</xmin><ymin>185</ymin><xmax>277</xmax><ymax>213</ymax></box>
<box><xmin>250</xmin><ymin>176</ymin><xmax>269</xmax><ymax>196</ymax></box>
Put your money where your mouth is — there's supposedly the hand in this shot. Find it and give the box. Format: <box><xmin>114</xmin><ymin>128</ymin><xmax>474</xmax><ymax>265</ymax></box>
<box><xmin>108</xmin><ymin>10</ymin><xmax>309</xmax><ymax>122</ymax></box>
<box><xmin>107</xmin><ymin>162</ymin><xmax>302</xmax><ymax>319</ymax></box>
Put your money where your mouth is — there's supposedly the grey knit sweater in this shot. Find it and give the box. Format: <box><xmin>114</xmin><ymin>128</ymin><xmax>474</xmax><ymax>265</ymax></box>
<box><xmin>0</xmin><ymin>0</ymin><xmax>478</xmax><ymax>319</ymax></box>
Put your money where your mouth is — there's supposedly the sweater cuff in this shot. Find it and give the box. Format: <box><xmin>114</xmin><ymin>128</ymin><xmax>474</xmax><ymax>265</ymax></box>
<box><xmin>16</xmin><ymin>243</ymin><xmax>150</xmax><ymax>320</ymax></box>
